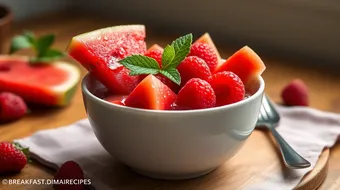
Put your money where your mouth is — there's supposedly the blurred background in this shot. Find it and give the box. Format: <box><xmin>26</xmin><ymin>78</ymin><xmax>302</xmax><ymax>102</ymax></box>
<box><xmin>0</xmin><ymin>0</ymin><xmax>339</xmax><ymax>69</ymax></box>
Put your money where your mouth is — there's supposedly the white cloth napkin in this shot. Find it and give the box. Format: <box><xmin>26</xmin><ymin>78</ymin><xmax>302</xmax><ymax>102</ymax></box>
<box><xmin>15</xmin><ymin>106</ymin><xmax>340</xmax><ymax>190</ymax></box>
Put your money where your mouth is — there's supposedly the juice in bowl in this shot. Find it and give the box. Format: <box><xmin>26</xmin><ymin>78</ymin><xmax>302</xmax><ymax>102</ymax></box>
<box><xmin>67</xmin><ymin>25</ymin><xmax>265</xmax><ymax>179</ymax></box>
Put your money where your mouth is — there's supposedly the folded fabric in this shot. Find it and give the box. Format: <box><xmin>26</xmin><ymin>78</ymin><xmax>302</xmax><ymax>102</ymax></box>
<box><xmin>16</xmin><ymin>106</ymin><xmax>340</xmax><ymax>190</ymax></box>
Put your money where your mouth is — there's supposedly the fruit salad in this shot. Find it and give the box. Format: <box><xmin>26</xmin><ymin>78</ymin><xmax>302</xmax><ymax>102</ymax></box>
<box><xmin>67</xmin><ymin>25</ymin><xmax>266</xmax><ymax>110</ymax></box>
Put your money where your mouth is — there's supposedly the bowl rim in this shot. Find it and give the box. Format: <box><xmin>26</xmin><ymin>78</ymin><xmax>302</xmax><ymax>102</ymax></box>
<box><xmin>81</xmin><ymin>73</ymin><xmax>265</xmax><ymax>114</ymax></box>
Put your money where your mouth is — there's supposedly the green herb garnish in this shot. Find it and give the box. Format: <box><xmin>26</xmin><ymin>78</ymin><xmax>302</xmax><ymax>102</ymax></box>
<box><xmin>119</xmin><ymin>33</ymin><xmax>193</xmax><ymax>85</ymax></box>
<box><xmin>9</xmin><ymin>31</ymin><xmax>65</xmax><ymax>64</ymax></box>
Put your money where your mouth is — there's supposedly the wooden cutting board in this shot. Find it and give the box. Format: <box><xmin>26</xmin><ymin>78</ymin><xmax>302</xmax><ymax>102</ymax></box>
<box><xmin>0</xmin><ymin>130</ymin><xmax>328</xmax><ymax>190</ymax></box>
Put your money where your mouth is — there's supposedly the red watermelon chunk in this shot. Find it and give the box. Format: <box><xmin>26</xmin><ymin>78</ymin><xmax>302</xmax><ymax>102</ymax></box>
<box><xmin>214</xmin><ymin>46</ymin><xmax>266</xmax><ymax>86</ymax></box>
<box><xmin>125</xmin><ymin>75</ymin><xmax>177</xmax><ymax>110</ymax></box>
<box><xmin>67</xmin><ymin>25</ymin><xmax>147</xmax><ymax>94</ymax></box>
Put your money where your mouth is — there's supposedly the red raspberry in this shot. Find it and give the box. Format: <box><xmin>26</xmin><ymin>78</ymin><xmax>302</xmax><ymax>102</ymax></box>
<box><xmin>0</xmin><ymin>142</ymin><xmax>28</xmax><ymax>174</ymax></box>
<box><xmin>177</xmin><ymin>78</ymin><xmax>216</xmax><ymax>109</ymax></box>
<box><xmin>177</xmin><ymin>56</ymin><xmax>211</xmax><ymax>87</ymax></box>
<box><xmin>0</xmin><ymin>92</ymin><xmax>27</xmax><ymax>122</ymax></box>
<box><xmin>144</xmin><ymin>50</ymin><xmax>162</xmax><ymax>67</ymax></box>
<box><xmin>188</xmin><ymin>43</ymin><xmax>219</xmax><ymax>72</ymax></box>
<box><xmin>54</xmin><ymin>161</ymin><xmax>86</xmax><ymax>190</ymax></box>
<box><xmin>281</xmin><ymin>79</ymin><xmax>308</xmax><ymax>106</ymax></box>
<box><xmin>208</xmin><ymin>71</ymin><xmax>245</xmax><ymax>106</ymax></box>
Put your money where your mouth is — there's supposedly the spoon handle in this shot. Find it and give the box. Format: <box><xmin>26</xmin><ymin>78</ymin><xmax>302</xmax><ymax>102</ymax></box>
<box><xmin>268</xmin><ymin>126</ymin><xmax>311</xmax><ymax>169</ymax></box>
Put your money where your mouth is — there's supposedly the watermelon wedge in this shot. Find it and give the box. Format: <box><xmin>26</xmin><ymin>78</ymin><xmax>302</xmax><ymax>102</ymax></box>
<box><xmin>0</xmin><ymin>56</ymin><xmax>80</xmax><ymax>106</ymax></box>
<box><xmin>125</xmin><ymin>75</ymin><xmax>177</xmax><ymax>110</ymax></box>
<box><xmin>189</xmin><ymin>33</ymin><xmax>222</xmax><ymax>72</ymax></box>
<box><xmin>214</xmin><ymin>46</ymin><xmax>266</xmax><ymax>86</ymax></box>
<box><xmin>66</xmin><ymin>25</ymin><xmax>147</xmax><ymax>95</ymax></box>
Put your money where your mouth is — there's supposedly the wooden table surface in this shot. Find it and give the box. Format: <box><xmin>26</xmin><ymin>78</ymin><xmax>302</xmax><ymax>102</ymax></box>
<box><xmin>0</xmin><ymin>12</ymin><xmax>340</xmax><ymax>189</ymax></box>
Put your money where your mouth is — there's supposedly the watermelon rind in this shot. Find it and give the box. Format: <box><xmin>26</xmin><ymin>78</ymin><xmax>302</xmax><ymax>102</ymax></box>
<box><xmin>50</xmin><ymin>61</ymin><xmax>80</xmax><ymax>106</ymax></box>
<box><xmin>70</xmin><ymin>25</ymin><xmax>145</xmax><ymax>43</ymax></box>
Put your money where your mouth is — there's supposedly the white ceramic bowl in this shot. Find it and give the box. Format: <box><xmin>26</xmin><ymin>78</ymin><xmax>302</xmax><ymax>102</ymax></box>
<box><xmin>81</xmin><ymin>73</ymin><xmax>265</xmax><ymax>180</ymax></box>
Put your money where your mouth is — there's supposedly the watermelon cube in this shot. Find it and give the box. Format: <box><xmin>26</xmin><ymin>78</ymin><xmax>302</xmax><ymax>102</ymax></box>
<box><xmin>125</xmin><ymin>75</ymin><xmax>177</xmax><ymax>110</ymax></box>
<box><xmin>215</xmin><ymin>46</ymin><xmax>266</xmax><ymax>86</ymax></box>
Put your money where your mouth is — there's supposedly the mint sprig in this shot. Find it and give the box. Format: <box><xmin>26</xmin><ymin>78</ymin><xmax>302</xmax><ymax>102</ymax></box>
<box><xmin>9</xmin><ymin>31</ymin><xmax>65</xmax><ymax>64</ymax></box>
<box><xmin>170</xmin><ymin>34</ymin><xmax>193</xmax><ymax>68</ymax></box>
<box><xmin>119</xmin><ymin>33</ymin><xmax>193</xmax><ymax>85</ymax></box>
<box><xmin>119</xmin><ymin>55</ymin><xmax>160</xmax><ymax>75</ymax></box>
<box><xmin>162</xmin><ymin>45</ymin><xmax>175</xmax><ymax>68</ymax></box>
<box><xmin>159</xmin><ymin>68</ymin><xmax>180</xmax><ymax>84</ymax></box>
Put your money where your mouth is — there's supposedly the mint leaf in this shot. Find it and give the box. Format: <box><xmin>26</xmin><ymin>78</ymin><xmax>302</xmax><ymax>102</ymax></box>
<box><xmin>29</xmin><ymin>57</ymin><xmax>57</xmax><ymax>64</ymax></box>
<box><xmin>160</xmin><ymin>68</ymin><xmax>181</xmax><ymax>85</ymax></box>
<box><xmin>119</xmin><ymin>34</ymin><xmax>193</xmax><ymax>85</ymax></box>
<box><xmin>40</xmin><ymin>49</ymin><xmax>64</xmax><ymax>58</ymax></box>
<box><xmin>30</xmin><ymin>49</ymin><xmax>65</xmax><ymax>64</ymax></box>
<box><xmin>9</xmin><ymin>35</ymin><xmax>32</xmax><ymax>54</ymax></box>
<box><xmin>162</xmin><ymin>45</ymin><xmax>175</xmax><ymax>69</ymax></box>
<box><xmin>23</xmin><ymin>31</ymin><xmax>36</xmax><ymax>44</ymax></box>
<box><xmin>36</xmin><ymin>34</ymin><xmax>55</xmax><ymax>57</ymax></box>
<box><xmin>10</xmin><ymin>31</ymin><xmax>65</xmax><ymax>64</ymax></box>
<box><xmin>119</xmin><ymin>55</ymin><xmax>160</xmax><ymax>75</ymax></box>
<box><xmin>129</xmin><ymin>68</ymin><xmax>159</xmax><ymax>75</ymax></box>
<box><xmin>170</xmin><ymin>33</ymin><xmax>192</xmax><ymax>67</ymax></box>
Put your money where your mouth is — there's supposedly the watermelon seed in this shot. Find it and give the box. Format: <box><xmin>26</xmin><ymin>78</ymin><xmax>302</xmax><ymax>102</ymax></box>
<box><xmin>0</xmin><ymin>64</ymin><xmax>10</xmax><ymax>71</ymax></box>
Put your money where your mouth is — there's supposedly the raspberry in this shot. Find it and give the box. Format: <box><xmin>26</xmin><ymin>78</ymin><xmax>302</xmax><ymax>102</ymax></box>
<box><xmin>54</xmin><ymin>161</ymin><xmax>85</xmax><ymax>190</ymax></box>
<box><xmin>281</xmin><ymin>79</ymin><xmax>308</xmax><ymax>106</ymax></box>
<box><xmin>177</xmin><ymin>56</ymin><xmax>211</xmax><ymax>87</ymax></box>
<box><xmin>0</xmin><ymin>92</ymin><xmax>27</xmax><ymax>122</ymax></box>
<box><xmin>144</xmin><ymin>49</ymin><xmax>162</xmax><ymax>67</ymax></box>
<box><xmin>188</xmin><ymin>43</ymin><xmax>219</xmax><ymax>72</ymax></box>
<box><xmin>208</xmin><ymin>71</ymin><xmax>245</xmax><ymax>106</ymax></box>
<box><xmin>177</xmin><ymin>78</ymin><xmax>216</xmax><ymax>109</ymax></box>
